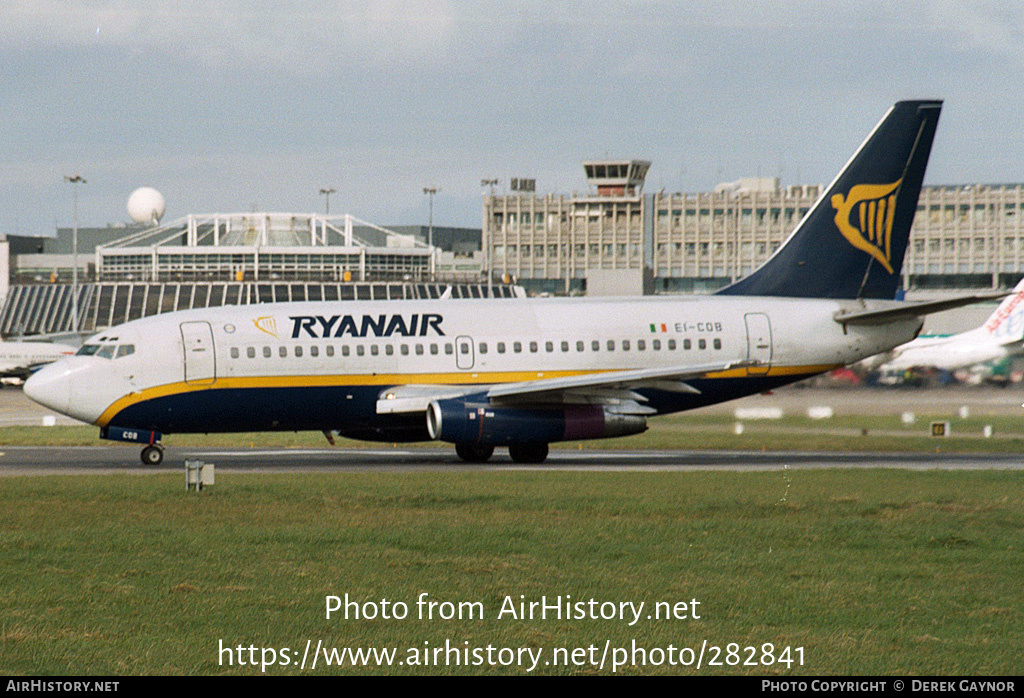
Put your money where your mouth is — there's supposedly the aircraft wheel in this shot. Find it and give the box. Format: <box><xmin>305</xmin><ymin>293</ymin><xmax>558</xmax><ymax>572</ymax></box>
<box><xmin>141</xmin><ymin>445</ymin><xmax>164</xmax><ymax>466</ymax></box>
<box><xmin>508</xmin><ymin>442</ymin><xmax>549</xmax><ymax>464</ymax></box>
<box><xmin>455</xmin><ymin>443</ymin><xmax>494</xmax><ymax>463</ymax></box>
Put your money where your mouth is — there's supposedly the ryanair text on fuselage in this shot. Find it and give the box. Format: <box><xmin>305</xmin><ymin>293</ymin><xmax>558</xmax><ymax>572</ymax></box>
<box><xmin>289</xmin><ymin>313</ymin><xmax>446</xmax><ymax>339</ymax></box>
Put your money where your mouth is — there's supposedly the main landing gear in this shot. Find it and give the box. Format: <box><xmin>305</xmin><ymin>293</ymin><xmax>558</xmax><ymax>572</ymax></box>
<box><xmin>455</xmin><ymin>443</ymin><xmax>494</xmax><ymax>463</ymax></box>
<box><xmin>454</xmin><ymin>442</ymin><xmax>549</xmax><ymax>464</ymax></box>
<box><xmin>140</xmin><ymin>444</ymin><xmax>164</xmax><ymax>465</ymax></box>
<box><xmin>508</xmin><ymin>443</ymin><xmax>549</xmax><ymax>464</ymax></box>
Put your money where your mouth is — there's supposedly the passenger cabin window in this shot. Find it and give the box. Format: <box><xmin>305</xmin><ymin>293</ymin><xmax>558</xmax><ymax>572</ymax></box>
<box><xmin>310</xmin><ymin>346</ymin><xmax>319</xmax><ymax>357</ymax></box>
<box><xmin>327</xmin><ymin>346</ymin><xmax>335</xmax><ymax>357</ymax></box>
<box><xmin>668</xmin><ymin>339</ymin><xmax>677</xmax><ymax>350</ymax></box>
<box><xmin>683</xmin><ymin>339</ymin><xmax>691</xmax><ymax>350</ymax></box>
<box><xmin>479</xmin><ymin>343</ymin><xmax>488</xmax><ymax>354</ymax></box>
<box><xmin>231</xmin><ymin>347</ymin><xmax>240</xmax><ymax>359</ymax></box>
<box><xmin>653</xmin><ymin>339</ymin><xmax>661</xmax><ymax>350</ymax></box>
<box><xmin>606</xmin><ymin>340</ymin><xmax>615</xmax><ymax>351</ymax></box>
<box><xmin>263</xmin><ymin>347</ymin><xmax>272</xmax><ymax>358</ymax></box>
<box><xmin>513</xmin><ymin>342</ymin><xmax>522</xmax><ymax>353</ymax></box>
<box><xmin>279</xmin><ymin>346</ymin><xmax>287</xmax><ymax>358</ymax></box>
<box><xmin>415</xmin><ymin>344</ymin><xmax>424</xmax><ymax>355</ymax></box>
<box><xmin>713</xmin><ymin>338</ymin><xmax>722</xmax><ymax>350</ymax></box>
<box><xmin>698</xmin><ymin>339</ymin><xmax>707</xmax><ymax>350</ymax></box>
<box><xmin>545</xmin><ymin>341</ymin><xmax>553</xmax><ymax>352</ymax></box>
<box><xmin>371</xmin><ymin>345</ymin><xmax>379</xmax><ymax>356</ymax></box>
<box><xmin>247</xmin><ymin>347</ymin><xmax>256</xmax><ymax>358</ymax></box>
<box><xmin>592</xmin><ymin>340</ymin><xmax>600</xmax><ymax>351</ymax></box>
<box><xmin>530</xmin><ymin>341</ymin><xmax>538</xmax><ymax>353</ymax></box>
<box><xmin>497</xmin><ymin>342</ymin><xmax>506</xmax><ymax>354</ymax></box>
<box><xmin>445</xmin><ymin>344</ymin><xmax>453</xmax><ymax>355</ymax></box>
<box><xmin>295</xmin><ymin>346</ymin><xmax>303</xmax><ymax>357</ymax></box>
<box><xmin>576</xmin><ymin>341</ymin><xmax>584</xmax><ymax>352</ymax></box>
<box><xmin>385</xmin><ymin>345</ymin><xmax>394</xmax><ymax>356</ymax></box>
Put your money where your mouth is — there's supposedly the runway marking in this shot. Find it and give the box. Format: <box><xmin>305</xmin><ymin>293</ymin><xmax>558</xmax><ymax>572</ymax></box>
<box><xmin>184</xmin><ymin>449</ymin><xmax>428</xmax><ymax>458</ymax></box>
<box><xmin>1</xmin><ymin>445</ymin><xmax>1023</xmax><ymax>475</ymax></box>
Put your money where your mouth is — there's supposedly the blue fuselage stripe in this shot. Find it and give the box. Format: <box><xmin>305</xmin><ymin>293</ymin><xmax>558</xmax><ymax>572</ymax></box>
<box><xmin>107</xmin><ymin>373</ymin><xmax>814</xmax><ymax>440</ymax></box>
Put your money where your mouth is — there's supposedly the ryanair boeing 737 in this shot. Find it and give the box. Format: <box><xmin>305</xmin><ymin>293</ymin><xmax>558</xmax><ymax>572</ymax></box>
<box><xmin>25</xmin><ymin>100</ymin><xmax>999</xmax><ymax>464</ymax></box>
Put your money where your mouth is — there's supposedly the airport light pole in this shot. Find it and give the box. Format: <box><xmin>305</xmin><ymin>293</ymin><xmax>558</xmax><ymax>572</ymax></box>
<box><xmin>423</xmin><ymin>187</ymin><xmax>438</xmax><ymax>280</ymax></box>
<box><xmin>319</xmin><ymin>187</ymin><xmax>336</xmax><ymax>216</ymax></box>
<box><xmin>64</xmin><ymin>175</ymin><xmax>86</xmax><ymax>336</ymax></box>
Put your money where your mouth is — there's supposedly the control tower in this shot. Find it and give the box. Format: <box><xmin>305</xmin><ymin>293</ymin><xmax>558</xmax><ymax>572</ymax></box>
<box><xmin>582</xmin><ymin>159</ymin><xmax>651</xmax><ymax>196</ymax></box>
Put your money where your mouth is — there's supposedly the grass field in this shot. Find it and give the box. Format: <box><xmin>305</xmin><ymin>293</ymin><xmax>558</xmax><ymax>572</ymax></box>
<box><xmin>3</xmin><ymin>410</ymin><xmax>1024</xmax><ymax>453</ymax></box>
<box><xmin>1</xmin><ymin>470</ymin><xmax>1022</xmax><ymax>675</ymax></box>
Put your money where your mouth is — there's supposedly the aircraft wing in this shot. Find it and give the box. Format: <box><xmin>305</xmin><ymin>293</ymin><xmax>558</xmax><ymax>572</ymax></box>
<box><xmin>377</xmin><ymin>359</ymin><xmax>753</xmax><ymax>415</ymax></box>
<box><xmin>833</xmin><ymin>292</ymin><xmax>1008</xmax><ymax>326</ymax></box>
<box><xmin>486</xmin><ymin>360</ymin><xmax>751</xmax><ymax>401</ymax></box>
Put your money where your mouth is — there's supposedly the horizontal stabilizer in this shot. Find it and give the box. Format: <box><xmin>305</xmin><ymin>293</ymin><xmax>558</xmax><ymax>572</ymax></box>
<box><xmin>833</xmin><ymin>292</ymin><xmax>1008</xmax><ymax>326</ymax></box>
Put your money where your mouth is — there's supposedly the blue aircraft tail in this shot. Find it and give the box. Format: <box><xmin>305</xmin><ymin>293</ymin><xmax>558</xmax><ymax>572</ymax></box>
<box><xmin>717</xmin><ymin>100</ymin><xmax>942</xmax><ymax>300</ymax></box>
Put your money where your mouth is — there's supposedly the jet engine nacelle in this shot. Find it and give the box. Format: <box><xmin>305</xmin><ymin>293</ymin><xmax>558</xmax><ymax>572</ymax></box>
<box><xmin>426</xmin><ymin>399</ymin><xmax>647</xmax><ymax>446</ymax></box>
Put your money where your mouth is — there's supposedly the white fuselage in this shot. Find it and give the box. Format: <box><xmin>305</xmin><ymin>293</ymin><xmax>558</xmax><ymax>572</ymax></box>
<box><xmin>0</xmin><ymin>341</ymin><xmax>76</xmax><ymax>377</ymax></box>
<box><xmin>880</xmin><ymin>329</ymin><xmax>1017</xmax><ymax>372</ymax></box>
<box><xmin>25</xmin><ymin>296</ymin><xmax>920</xmax><ymax>435</ymax></box>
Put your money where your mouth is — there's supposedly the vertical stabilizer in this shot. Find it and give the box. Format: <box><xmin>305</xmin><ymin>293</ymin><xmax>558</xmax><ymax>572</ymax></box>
<box><xmin>717</xmin><ymin>100</ymin><xmax>942</xmax><ymax>299</ymax></box>
<box><xmin>981</xmin><ymin>277</ymin><xmax>1024</xmax><ymax>345</ymax></box>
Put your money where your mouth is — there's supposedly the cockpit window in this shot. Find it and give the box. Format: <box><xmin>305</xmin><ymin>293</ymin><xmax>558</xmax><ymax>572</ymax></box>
<box><xmin>77</xmin><ymin>342</ymin><xmax>134</xmax><ymax>359</ymax></box>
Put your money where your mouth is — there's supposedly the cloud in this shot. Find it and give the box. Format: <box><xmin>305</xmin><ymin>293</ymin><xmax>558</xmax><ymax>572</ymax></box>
<box><xmin>927</xmin><ymin>0</ymin><xmax>1024</xmax><ymax>60</ymax></box>
<box><xmin>5</xmin><ymin>1</ymin><xmax>1024</xmax><ymax>235</ymax></box>
<box><xmin>0</xmin><ymin>0</ymin><xmax>458</xmax><ymax>74</ymax></box>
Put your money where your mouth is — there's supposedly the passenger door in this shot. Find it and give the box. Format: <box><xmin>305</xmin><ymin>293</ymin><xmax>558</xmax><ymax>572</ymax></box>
<box><xmin>743</xmin><ymin>313</ymin><xmax>772</xmax><ymax>375</ymax></box>
<box><xmin>181</xmin><ymin>321</ymin><xmax>216</xmax><ymax>385</ymax></box>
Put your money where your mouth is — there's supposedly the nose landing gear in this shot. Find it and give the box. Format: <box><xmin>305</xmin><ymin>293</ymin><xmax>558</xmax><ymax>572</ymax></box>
<box><xmin>140</xmin><ymin>444</ymin><xmax>164</xmax><ymax>465</ymax></box>
<box><xmin>100</xmin><ymin>426</ymin><xmax>165</xmax><ymax>466</ymax></box>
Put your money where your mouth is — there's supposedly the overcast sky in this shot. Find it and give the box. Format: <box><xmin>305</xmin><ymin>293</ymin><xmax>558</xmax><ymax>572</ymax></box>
<box><xmin>4</xmin><ymin>1</ymin><xmax>1024</xmax><ymax>236</ymax></box>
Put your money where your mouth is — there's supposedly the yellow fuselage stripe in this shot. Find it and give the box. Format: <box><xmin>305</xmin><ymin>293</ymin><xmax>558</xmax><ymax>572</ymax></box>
<box><xmin>95</xmin><ymin>364</ymin><xmax>840</xmax><ymax>427</ymax></box>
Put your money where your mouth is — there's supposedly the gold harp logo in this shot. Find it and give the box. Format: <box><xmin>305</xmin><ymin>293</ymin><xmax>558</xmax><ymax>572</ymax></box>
<box><xmin>254</xmin><ymin>316</ymin><xmax>278</xmax><ymax>338</ymax></box>
<box><xmin>830</xmin><ymin>178</ymin><xmax>902</xmax><ymax>274</ymax></box>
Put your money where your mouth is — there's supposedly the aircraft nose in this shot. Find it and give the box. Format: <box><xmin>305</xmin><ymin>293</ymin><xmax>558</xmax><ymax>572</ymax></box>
<box><xmin>24</xmin><ymin>362</ymin><xmax>72</xmax><ymax>414</ymax></box>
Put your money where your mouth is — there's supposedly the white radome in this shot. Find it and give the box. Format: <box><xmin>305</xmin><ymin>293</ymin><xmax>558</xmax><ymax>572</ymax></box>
<box><xmin>127</xmin><ymin>187</ymin><xmax>166</xmax><ymax>225</ymax></box>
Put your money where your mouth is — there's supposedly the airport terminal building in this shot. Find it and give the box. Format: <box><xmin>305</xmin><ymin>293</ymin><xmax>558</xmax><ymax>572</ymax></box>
<box><xmin>0</xmin><ymin>213</ymin><xmax>501</xmax><ymax>338</ymax></box>
<box><xmin>4</xmin><ymin>164</ymin><xmax>1024</xmax><ymax>338</ymax></box>
<box><xmin>484</xmin><ymin>161</ymin><xmax>1024</xmax><ymax>296</ymax></box>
